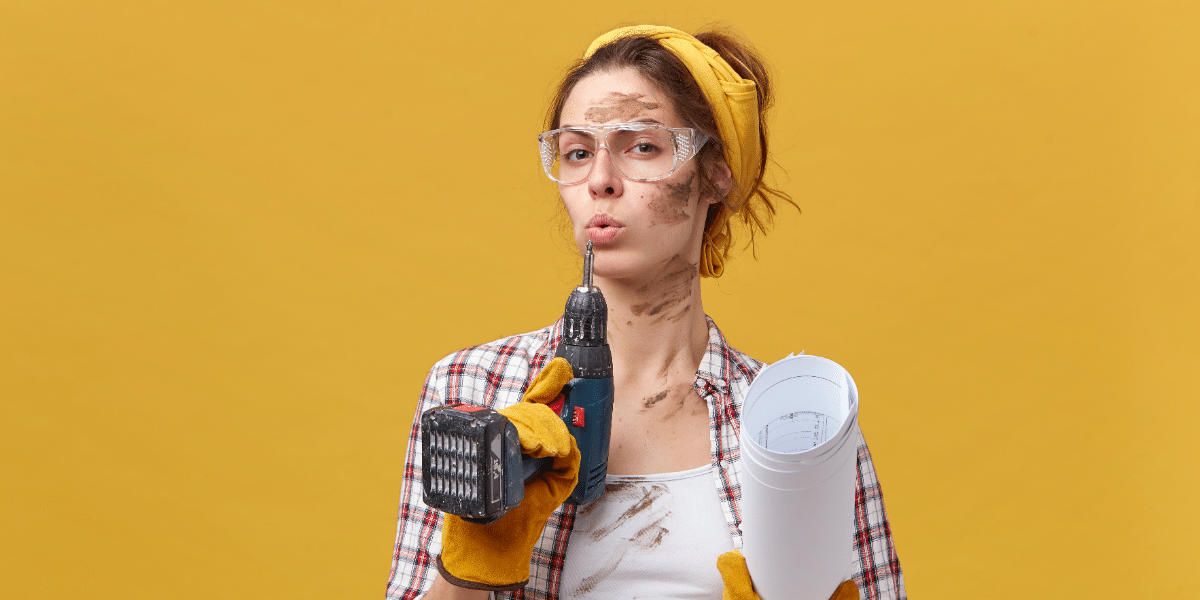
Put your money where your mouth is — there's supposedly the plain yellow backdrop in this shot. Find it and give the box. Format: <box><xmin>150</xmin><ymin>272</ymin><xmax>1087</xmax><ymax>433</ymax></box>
<box><xmin>2</xmin><ymin>1</ymin><xmax>1197</xmax><ymax>598</ymax></box>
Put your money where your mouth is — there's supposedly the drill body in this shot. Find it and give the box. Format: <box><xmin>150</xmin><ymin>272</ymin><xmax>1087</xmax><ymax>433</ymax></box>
<box><xmin>551</xmin><ymin>352</ymin><xmax>613</xmax><ymax>506</ymax></box>
<box><xmin>422</xmin><ymin>242</ymin><xmax>613</xmax><ymax>521</ymax></box>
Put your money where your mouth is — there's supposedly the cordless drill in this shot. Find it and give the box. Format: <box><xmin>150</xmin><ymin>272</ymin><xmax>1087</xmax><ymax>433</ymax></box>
<box><xmin>421</xmin><ymin>241</ymin><xmax>615</xmax><ymax>524</ymax></box>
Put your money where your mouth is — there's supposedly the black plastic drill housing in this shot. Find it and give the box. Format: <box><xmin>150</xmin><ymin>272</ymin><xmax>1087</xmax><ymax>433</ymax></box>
<box><xmin>556</xmin><ymin>284</ymin><xmax>612</xmax><ymax>378</ymax></box>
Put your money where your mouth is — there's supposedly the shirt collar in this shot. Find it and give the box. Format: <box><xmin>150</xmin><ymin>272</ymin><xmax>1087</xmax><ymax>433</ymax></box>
<box><xmin>695</xmin><ymin>315</ymin><xmax>736</xmax><ymax>397</ymax></box>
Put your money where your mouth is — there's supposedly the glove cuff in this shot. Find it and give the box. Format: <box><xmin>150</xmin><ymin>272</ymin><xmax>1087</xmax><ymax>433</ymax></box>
<box><xmin>435</xmin><ymin>555</ymin><xmax>528</xmax><ymax>592</ymax></box>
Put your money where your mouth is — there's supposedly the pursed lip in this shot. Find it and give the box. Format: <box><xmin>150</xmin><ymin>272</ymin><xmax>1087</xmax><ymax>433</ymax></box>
<box><xmin>585</xmin><ymin>214</ymin><xmax>625</xmax><ymax>229</ymax></box>
<box><xmin>585</xmin><ymin>213</ymin><xmax>625</xmax><ymax>244</ymax></box>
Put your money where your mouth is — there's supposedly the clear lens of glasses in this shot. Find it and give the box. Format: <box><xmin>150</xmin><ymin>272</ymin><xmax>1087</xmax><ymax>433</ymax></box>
<box><xmin>538</xmin><ymin>124</ymin><xmax>707</xmax><ymax>185</ymax></box>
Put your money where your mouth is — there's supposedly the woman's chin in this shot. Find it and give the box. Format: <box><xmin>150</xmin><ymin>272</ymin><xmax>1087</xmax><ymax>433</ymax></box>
<box><xmin>590</xmin><ymin>257</ymin><xmax>654</xmax><ymax>283</ymax></box>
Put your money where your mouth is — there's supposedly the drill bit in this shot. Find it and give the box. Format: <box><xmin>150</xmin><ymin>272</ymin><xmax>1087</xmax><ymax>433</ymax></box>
<box><xmin>581</xmin><ymin>240</ymin><xmax>594</xmax><ymax>289</ymax></box>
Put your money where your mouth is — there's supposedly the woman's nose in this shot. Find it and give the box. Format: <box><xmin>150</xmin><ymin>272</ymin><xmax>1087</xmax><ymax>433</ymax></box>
<box><xmin>586</xmin><ymin>149</ymin><xmax>623</xmax><ymax>199</ymax></box>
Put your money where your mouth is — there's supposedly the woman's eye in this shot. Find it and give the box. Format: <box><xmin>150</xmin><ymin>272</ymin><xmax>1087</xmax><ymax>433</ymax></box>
<box><xmin>563</xmin><ymin>149</ymin><xmax>593</xmax><ymax>162</ymax></box>
<box><xmin>627</xmin><ymin>142</ymin><xmax>663</xmax><ymax>158</ymax></box>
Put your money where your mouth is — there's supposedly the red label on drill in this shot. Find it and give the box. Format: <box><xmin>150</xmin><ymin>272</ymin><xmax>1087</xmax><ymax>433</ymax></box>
<box><xmin>572</xmin><ymin>406</ymin><xmax>585</xmax><ymax>427</ymax></box>
<box><xmin>452</xmin><ymin>404</ymin><xmax>488</xmax><ymax>413</ymax></box>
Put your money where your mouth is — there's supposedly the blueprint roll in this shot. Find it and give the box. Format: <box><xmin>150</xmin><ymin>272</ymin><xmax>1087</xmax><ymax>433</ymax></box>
<box><xmin>738</xmin><ymin>354</ymin><xmax>860</xmax><ymax>600</ymax></box>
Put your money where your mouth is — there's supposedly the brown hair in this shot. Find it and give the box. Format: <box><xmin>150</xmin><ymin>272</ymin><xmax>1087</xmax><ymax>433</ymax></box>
<box><xmin>546</xmin><ymin>27</ymin><xmax>796</xmax><ymax>275</ymax></box>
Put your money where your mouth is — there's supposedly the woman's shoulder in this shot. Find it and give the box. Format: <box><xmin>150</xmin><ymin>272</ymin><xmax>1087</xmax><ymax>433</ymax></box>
<box><xmin>423</xmin><ymin>320</ymin><xmax>561</xmax><ymax>408</ymax></box>
<box><xmin>430</xmin><ymin>321</ymin><xmax>557</xmax><ymax>371</ymax></box>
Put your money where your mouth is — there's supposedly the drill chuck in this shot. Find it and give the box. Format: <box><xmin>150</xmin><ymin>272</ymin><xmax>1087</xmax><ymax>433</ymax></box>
<box><xmin>558</xmin><ymin>241</ymin><xmax>611</xmax><ymax>377</ymax></box>
<box><xmin>557</xmin><ymin>288</ymin><xmax>611</xmax><ymax>377</ymax></box>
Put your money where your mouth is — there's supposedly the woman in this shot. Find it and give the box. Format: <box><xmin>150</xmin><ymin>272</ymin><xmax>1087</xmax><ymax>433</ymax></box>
<box><xmin>387</xmin><ymin>25</ymin><xmax>905</xmax><ymax>600</ymax></box>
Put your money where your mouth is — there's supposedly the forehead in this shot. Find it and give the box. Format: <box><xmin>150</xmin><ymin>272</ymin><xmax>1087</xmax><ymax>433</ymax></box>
<box><xmin>560</xmin><ymin>68</ymin><xmax>682</xmax><ymax>128</ymax></box>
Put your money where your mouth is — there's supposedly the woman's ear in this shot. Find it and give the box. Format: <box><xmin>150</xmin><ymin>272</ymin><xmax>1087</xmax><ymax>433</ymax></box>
<box><xmin>701</xmin><ymin>159</ymin><xmax>733</xmax><ymax>205</ymax></box>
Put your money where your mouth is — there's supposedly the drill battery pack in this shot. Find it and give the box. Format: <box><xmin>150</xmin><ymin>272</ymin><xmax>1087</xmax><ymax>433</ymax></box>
<box><xmin>420</xmin><ymin>404</ymin><xmax>546</xmax><ymax>524</ymax></box>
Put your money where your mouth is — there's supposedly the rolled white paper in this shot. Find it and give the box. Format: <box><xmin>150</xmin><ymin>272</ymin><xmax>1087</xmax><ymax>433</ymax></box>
<box><xmin>739</xmin><ymin>354</ymin><xmax>860</xmax><ymax>600</ymax></box>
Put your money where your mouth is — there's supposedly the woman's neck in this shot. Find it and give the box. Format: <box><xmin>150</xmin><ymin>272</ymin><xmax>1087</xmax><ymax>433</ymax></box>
<box><xmin>595</xmin><ymin>254</ymin><xmax>710</xmax><ymax>400</ymax></box>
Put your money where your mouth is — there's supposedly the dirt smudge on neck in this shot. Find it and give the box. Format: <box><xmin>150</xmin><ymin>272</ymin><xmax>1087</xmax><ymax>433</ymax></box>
<box><xmin>630</xmin><ymin>255</ymin><xmax>698</xmax><ymax>323</ymax></box>
<box><xmin>655</xmin><ymin>388</ymin><xmax>705</xmax><ymax>421</ymax></box>
<box><xmin>641</xmin><ymin>390</ymin><xmax>669</xmax><ymax>409</ymax></box>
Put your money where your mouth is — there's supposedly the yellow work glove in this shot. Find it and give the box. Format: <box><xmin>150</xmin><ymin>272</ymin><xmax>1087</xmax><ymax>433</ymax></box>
<box><xmin>436</xmin><ymin>357</ymin><xmax>582</xmax><ymax>591</ymax></box>
<box><xmin>717</xmin><ymin>550</ymin><xmax>860</xmax><ymax>600</ymax></box>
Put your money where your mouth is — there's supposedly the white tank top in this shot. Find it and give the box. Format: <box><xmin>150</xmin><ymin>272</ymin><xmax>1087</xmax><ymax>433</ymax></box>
<box><xmin>558</xmin><ymin>464</ymin><xmax>735</xmax><ymax>599</ymax></box>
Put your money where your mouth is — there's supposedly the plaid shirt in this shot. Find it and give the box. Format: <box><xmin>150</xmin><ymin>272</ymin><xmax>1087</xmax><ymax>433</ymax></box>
<box><xmin>387</xmin><ymin>317</ymin><xmax>906</xmax><ymax>600</ymax></box>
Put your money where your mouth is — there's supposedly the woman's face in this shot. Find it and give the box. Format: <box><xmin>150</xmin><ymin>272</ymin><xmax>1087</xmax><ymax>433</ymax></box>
<box><xmin>557</xmin><ymin>68</ymin><xmax>724</xmax><ymax>281</ymax></box>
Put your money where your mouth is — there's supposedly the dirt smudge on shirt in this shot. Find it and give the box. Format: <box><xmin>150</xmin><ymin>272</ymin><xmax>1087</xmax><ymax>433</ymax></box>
<box><xmin>604</xmin><ymin>481</ymin><xmax>636</xmax><ymax>495</ymax></box>
<box><xmin>591</xmin><ymin>484</ymin><xmax>667</xmax><ymax>540</ymax></box>
<box><xmin>571</xmin><ymin>483</ymin><xmax>674</xmax><ymax>596</ymax></box>
<box><xmin>634</xmin><ymin>512</ymin><xmax>671</xmax><ymax>548</ymax></box>
<box><xmin>574</xmin><ymin>558</ymin><xmax>620</xmax><ymax>595</ymax></box>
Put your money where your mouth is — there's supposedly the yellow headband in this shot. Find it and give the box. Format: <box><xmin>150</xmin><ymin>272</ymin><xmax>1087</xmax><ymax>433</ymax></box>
<box><xmin>584</xmin><ymin>25</ymin><xmax>762</xmax><ymax>277</ymax></box>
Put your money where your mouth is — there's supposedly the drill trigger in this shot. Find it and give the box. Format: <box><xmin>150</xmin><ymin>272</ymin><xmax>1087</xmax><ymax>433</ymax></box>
<box><xmin>546</xmin><ymin>393</ymin><xmax>566</xmax><ymax>417</ymax></box>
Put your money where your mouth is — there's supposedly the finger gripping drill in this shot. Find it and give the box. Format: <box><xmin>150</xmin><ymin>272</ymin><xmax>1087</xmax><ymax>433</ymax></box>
<box><xmin>421</xmin><ymin>241</ymin><xmax>615</xmax><ymax>523</ymax></box>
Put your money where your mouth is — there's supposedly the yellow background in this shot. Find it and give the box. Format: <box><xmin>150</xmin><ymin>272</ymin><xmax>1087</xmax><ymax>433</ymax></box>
<box><xmin>2</xmin><ymin>1</ymin><xmax>1197</xmax><ymax>598</ymax></box>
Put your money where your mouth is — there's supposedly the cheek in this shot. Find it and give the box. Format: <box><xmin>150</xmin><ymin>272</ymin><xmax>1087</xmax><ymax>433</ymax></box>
<box><xmin>645</xmin><ymin>171</ymin><xmax>697</xmax><ymax>227</ymax></box>
<box><xmin>559</xmin><ymin>190</ymin><xmax>587</xmax><ymax>229</ymax></box>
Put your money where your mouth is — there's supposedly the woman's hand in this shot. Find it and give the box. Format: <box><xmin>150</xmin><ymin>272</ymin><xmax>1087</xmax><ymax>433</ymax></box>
<box><xmin>717</xmin><ymin>550</ymin><xmax>859</xmax><ymax>600</ymax></box>
<box><xmin>435</xmin><ymin>358</ymin><xmax>581</xmax><ymax>592</ymax></box>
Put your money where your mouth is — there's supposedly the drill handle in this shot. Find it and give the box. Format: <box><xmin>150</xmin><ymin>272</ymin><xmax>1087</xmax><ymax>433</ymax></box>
<box><xmin>515</xmin><ymin>375</ymin><xmax>613</xmax><ymax>504</ymax></box>
<box><xmin>557</xmin><ymin>375</ymin><xmax>615</xmax><ymax>505</ymax></box>
<box><xmin>519</xmin><ymin>454</ymin><xmax>552</xmax><ymax>483</ymax></box>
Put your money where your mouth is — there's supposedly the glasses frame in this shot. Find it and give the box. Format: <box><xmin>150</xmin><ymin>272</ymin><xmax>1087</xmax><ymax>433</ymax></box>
<box><xmin>537</xmin><ymin>123</ymin><xmax>710</xmax><ymax>185</ymax></box>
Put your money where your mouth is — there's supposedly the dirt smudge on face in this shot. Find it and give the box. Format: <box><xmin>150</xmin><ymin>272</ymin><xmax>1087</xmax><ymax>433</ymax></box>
<box><xmin>584</xmin><ymin>92</ymin><xmax>659</xmax><ymax>123</ymax></box>
<box><xmin>630</xmin><ymin>255</ymin><xmax>698</xmax><ymax>323</ymax></box>
<box><xmin>647</xmin><ymin>171</ymin><xmax>695</xmax><ymax>226</ymax></box>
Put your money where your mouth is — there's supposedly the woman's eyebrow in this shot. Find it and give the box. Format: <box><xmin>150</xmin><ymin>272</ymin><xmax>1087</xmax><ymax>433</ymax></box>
<box><xmin>557</xmin><ymin>118</ymin><xmax>667</xmax><ymax>129</ymax></box>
